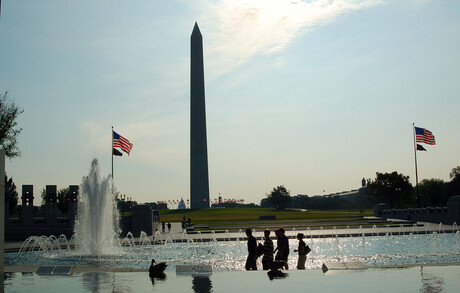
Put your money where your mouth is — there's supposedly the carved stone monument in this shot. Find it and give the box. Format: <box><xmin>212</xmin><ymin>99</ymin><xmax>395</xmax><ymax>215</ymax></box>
<box><xmin>45</xmin><ymin>185</ymin><xmax>58</xmax><ymax>227</ymax></box>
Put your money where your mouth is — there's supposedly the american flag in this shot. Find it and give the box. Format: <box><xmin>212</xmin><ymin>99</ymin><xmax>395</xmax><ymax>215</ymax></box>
<box><xmin>415</xmin><ymin>126</ymin><xmax>435</xmax><ymax>145</ymax></box>
<box><xmin>113</xmin><ymin>131</ymin><xmax>133</xmax><ymax>155</ymax></box>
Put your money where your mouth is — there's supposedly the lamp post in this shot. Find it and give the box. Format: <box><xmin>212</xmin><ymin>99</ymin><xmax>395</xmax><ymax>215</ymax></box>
<box><xmin>395</xmin><ymin>187</ymin><xmax>401</xmax><ymax>209</ymax></box>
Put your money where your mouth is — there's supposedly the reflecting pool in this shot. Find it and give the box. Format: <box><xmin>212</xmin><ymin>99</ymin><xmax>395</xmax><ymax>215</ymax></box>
<box><xmin>6</xmin><ymin>233</ymin><xmax>460</xmax><ymax>271</ymax></box>
<box><xmin>4</xmin><ymin>265</ymin><xmax>460</xmax><ymax>293</ymax></box>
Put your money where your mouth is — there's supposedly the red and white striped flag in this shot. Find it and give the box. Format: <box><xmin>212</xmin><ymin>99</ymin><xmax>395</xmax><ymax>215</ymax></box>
<box><xmin>415</xmin><ymin>127</ymin><xmax>435</xmax><ymax>145</ymax></box>
<box><xmin>113</xmin><ymin>131</ymin><xmax>133</xmax><ymax>155</ymax></box>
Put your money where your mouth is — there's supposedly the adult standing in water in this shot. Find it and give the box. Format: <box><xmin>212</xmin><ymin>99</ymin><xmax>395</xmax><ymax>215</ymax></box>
<box><xmin>274</xmin><ymin>228</ymin><xmax>289</xmax><ymax>270</ymax></box>
<box><xmin>245</xmin><ymin>228</ymin><xmax>257</xmax><ymax>270</ymax></box>
<box><xmin>262</xmin><ymin>230</ymin><xmax>274</xmax><ymax>270</ymax></box>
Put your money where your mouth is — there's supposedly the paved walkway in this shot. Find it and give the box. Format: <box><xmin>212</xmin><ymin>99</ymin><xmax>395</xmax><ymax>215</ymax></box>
<box><xmin>150</xmin><ymin>220</ymin><xmax>458</xmax><ymax>243</ymax></box>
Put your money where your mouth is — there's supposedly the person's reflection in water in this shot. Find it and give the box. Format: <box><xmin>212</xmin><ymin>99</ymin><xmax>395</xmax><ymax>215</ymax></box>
<box><xmin>420</xmin><ymin>266</ymin><xmax>444</xmax><ymax>293</ymax></box>
<box><xmin>267</xmin><ymin>269</ymin><xmax>289</xmax><ymax>280</ymax></box>
<box><xmin>149</xmin><ymin>272</ymin><xmax>167</xmax><ymax>286</ymax></box>
<box><xmin>192</xmin><ymin>275</ymin><xmax>213</xmax><ymax>293</ymax></box>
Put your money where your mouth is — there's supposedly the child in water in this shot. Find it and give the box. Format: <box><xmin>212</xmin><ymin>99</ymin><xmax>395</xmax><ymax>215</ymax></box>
<box><xmin>294</xmin><ymin>233</ymin><xmax>308</xmax><ymax>269</ymax></box>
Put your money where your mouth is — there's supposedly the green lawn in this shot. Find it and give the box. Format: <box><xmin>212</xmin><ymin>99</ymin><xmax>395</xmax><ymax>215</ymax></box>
<box><xmin>159</xmin><ymin>208</ymin><xmax>372</xmax><ymax>222</ymax></box>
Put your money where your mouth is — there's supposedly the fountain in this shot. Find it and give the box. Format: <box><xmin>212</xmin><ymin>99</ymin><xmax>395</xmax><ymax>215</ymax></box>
<box><xmin>7</xmin><ymin>222</ymin><xmax>460</xmax><ymax>271</ymax></box>
<box><xmin>6</xmin><ymin>159</ymin><xmax>460</xmax><ymax>272</ymax></box>
<box><xmin>73</xmin><ymin>159</ymin><xmax>120</xmax><ymax>256</ymax></box>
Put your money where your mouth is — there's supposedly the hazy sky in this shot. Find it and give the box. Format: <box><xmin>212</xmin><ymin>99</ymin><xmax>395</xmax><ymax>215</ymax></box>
<box><xmin>1</xmin><ymin>0</ymin><xmax>459</xmax><ymax>207</ymax></box>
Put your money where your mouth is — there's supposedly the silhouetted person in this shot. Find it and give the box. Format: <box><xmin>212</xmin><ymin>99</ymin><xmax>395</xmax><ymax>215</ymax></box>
<box><xmin>262</xmin><ymin>230</ymin><xmax>274</xmax><ymax>270</ymax></box>
<box><xmin>294</xmin><ymin>233</ymin><xmax>307</xmax><ymax>269</ymax></box>
<box><xmin>161</xmin><ymin>221</ymin><xmax>165</xmax><ymax>233</ymax></box>
<box><xmin>274</xmin><ymin>228</ymin><xmax>289</xmax><ymax>270</ymax></box>
<box><xmin>245</xmin><ymin>228</ymin><xmax>257</xmax><ymax>270</ymax></box>
<box><xmin>167</xmin><ymin>222</ymin><xmax>172</xmax><ymax>233</ymax></box>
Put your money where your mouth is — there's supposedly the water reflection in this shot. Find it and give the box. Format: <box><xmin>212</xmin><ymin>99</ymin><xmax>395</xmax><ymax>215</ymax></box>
<box><xmin>192</xmin><ymin>275</ymin><xmax>213</xmax><ymax>293</ymax></box>
<box><xmin>82</xmin><ymin>272</ymin><xmax>114</xmax><ymax>293</ymax></box>
<box><xmin>150</xmin><ymin>272</ymin><xmax>167</xmax><ymax>286</ymax></box>
<box><xmin>420</xmin><ymin>266</ymin><xmax>444</xmax><ymax>293</ymax></box>
<box><xmin>267</xmin><ymin>270</ymin><xmax>289</xmax><ymax>280</ymax></box>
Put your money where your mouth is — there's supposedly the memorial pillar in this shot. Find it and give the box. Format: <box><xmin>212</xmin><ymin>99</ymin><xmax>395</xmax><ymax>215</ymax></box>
<box><xmin>69</xmin><ymin>185</ymin><xmax>79</xmax><ymax>230</ymax></box>
<box><xmin>45</xmin><ymin>185</ymin><xmax>58</xmax><ymax>228</ymax></box>
<box><xmin>21</xmin><ymin>185</ymin><xmax>34</xmax><ymax>226</ymax></box>
<box><xmin>0</xmin><ymin>150</ymin><xmax>5</xmax><ymax>281</ymax></box>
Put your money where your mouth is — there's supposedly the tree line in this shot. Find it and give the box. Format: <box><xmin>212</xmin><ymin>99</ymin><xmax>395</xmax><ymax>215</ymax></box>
<box><xmin>261</xmin><ymin>166</ymin><xmax>460</xmax><ymax>211</ymax></box>
<box><xmin>366</xmin><ymin>166</ymin><xmax>460</xmax><ymax>209</ymax></box>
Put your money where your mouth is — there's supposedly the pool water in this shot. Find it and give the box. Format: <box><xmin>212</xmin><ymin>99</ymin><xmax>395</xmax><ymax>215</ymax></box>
<box><xmin>4</xmin><ymin>265</ymin><xmax>460</xmax><ymax>293</ymax></box>
<box><xmin>6</xmin><ymin>233</ymin><xmax>460</xmax><ymax>271</ymax></box>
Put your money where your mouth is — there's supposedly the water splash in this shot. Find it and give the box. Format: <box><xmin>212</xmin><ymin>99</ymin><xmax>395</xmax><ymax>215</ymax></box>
<box><xmin>73</xmin><ymin>159</ymin><xmax>120</xmax><ymax>256</ymax></box>
<box><xmin>153</xmin><ymin>231</ymin><xmax>163</xmax><ymax>244</ymax></box>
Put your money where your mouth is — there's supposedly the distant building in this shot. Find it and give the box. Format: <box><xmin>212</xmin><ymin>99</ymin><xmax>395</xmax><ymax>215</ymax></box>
<box><xmin>178</xmin><ymin>198</ymin><xmax>186</xmax><ymax>209</ymax></box>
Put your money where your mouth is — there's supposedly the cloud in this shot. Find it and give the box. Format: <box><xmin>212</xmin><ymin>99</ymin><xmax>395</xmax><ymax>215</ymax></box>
<box><xmin>201</xmin><ymin>0</ymin><xmax>381</xmax><ymax>76</ymax></box>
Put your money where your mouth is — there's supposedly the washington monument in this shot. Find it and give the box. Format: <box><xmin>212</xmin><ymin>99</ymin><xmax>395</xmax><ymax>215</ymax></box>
<box><xmin>190</xmin><ymin>22</ymin><xmax>210</xmax><ymax>209</ymax></box>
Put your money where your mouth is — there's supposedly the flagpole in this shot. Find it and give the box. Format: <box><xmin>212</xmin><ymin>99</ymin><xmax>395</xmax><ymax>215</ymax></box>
<box><xmin>112</xmin><ymin>126</ymin><xmax>114</xmax><ymax>180</ymax></box>
<box><xmin>412</xmin><ymin>123</ymin><xmax>419</xmax><ymax>207</ymax></box>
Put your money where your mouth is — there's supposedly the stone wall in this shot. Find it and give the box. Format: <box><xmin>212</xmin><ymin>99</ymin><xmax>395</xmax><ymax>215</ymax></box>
<box><xmin>5</xmin><ymin>184</ymin><xmax>78</xmax><ymax>241</ymax></box>
<box><xmin>5</xmin><ymin>183</ymin><xmax>159</xmax><ymax>241</ymax></box>
<box><xmin>374</xmin><ymin>195</ymin><xmax>460</xmax><ymax>225</ymax></box>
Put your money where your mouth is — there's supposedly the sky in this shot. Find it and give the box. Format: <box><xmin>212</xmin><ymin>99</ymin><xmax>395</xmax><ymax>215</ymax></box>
<box><xmin>1</xmin><ymin>0</ymin><xmax>459</xmax><ymax>207</ymax></box>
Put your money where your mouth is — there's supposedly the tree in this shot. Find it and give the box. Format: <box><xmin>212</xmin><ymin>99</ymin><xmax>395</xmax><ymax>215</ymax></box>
<box><xmin>448</xmin><ymin>166</ymin><xmax>460</xmax><ymax>197</ymax></box>
<box><xmin>418</xmin><ymin>179</ymin><xmax>447</xmax><ymax>207</ymax></box>
<box><xmin>57</xmin><ymin>187</ymin><xmax>70</xmax><ymax>215</ymax></box>
<box><xmin>449</xmin><ymin>166</ymin><xmax>460</xmax><ymax>181</ymax></box>
<box><xmin>266</xmin><ymin>185</ymin><xmax>291</xmax><ymax>210</ymax></box>
<box><xmin>40</xmin><ymin>187</ymin><xmax>71</xmax><ymax>215</ymax></box>
<box><xmin>0</xmin><ymin>92</ymin><xmax>24</xmax><ymax>158</ymax></box>
<box><xmin>366</xmin><ymin>171</ymin><xmax>413</xmax><ymax>208</ymax></box>
<box><xmin>290</xmin><ymin>194</ymin><xmax>309</xmax><ymax>209</ymax></box>
<box><xmin>5</xmin><ymin>175</ymin><xmax>19</xmax><ymax>214</ymax></box>
<box><xmin>260</xmin><ymin>197</ymin><xmax>274</xmax><ymax>208</ymax></box>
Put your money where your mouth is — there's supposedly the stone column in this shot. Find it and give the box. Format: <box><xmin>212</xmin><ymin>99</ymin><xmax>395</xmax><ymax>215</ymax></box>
<box><xmin>131</xmin><ymin>204</ymin><xmax>153</xmax><ymax>237</ymax></box>
<box><xmin>447</xmin><ymin>195</ymin><xmax>460</xmax><ymax>225</ymax></box>
<box><xmin>45</xmin><ymin>185</ymin><xmax>58</xmax><ymax>228</ymax></box>
<box><xmin>69</xmin><ymin>185</ymin><xmax>79</xmax><ymax>230</ymax></box>
<box><xmin>0</xmin><ymin>149</ymin><xmax>5</xmax><ymax>282</ymax></box>
<box><xmin>21</xmin><ymin>185</ymin><xmax>34</xmax><ymax>226</ymax></box>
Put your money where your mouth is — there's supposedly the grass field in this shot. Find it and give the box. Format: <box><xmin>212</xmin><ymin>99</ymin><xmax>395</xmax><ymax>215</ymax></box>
<box><xmin>159</xmin><ymin>208</ymin><xmax>372</xmax><ymax>223</ymax></box>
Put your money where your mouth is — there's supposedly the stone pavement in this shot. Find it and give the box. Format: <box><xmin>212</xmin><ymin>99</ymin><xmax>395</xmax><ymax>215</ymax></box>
<box><xmin>3</xmin><ymin>220</ymin><xmax>458</xmax><ymax>252</ymax></box>
<box><xmin>151</xmin><ymin>220</ymin><xmax>457</xmax><ymax>243</ymax></box>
